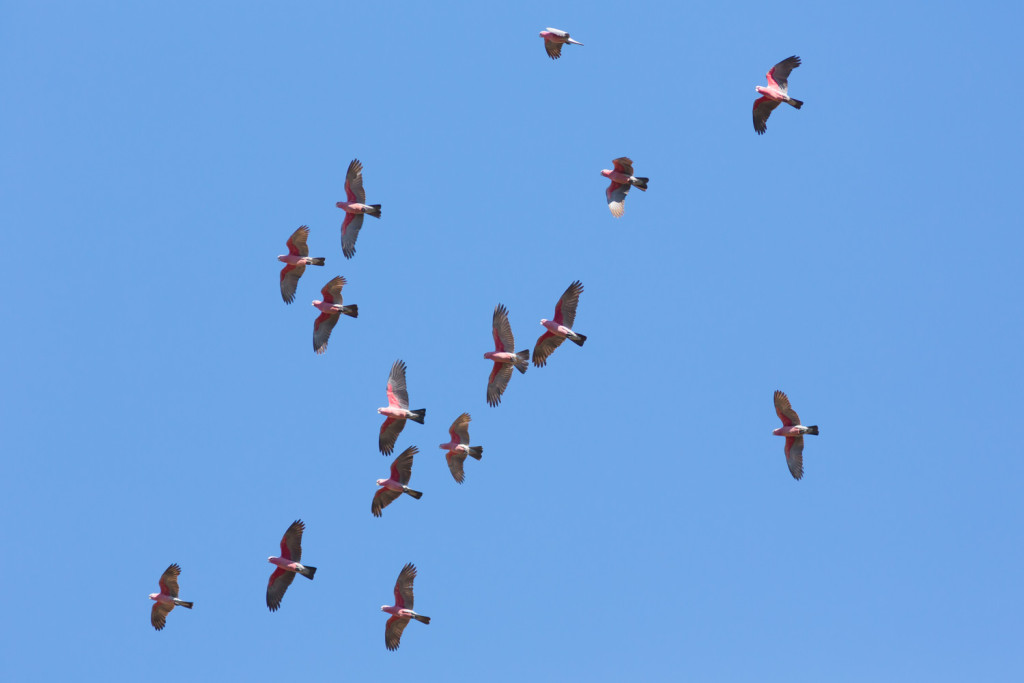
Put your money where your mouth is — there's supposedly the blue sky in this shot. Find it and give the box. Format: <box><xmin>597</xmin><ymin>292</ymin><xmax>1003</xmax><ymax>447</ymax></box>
<box><xmin>3</xmin><ymin>1</ymin><xmax>1023</xmax><ymax>681</ymax></box>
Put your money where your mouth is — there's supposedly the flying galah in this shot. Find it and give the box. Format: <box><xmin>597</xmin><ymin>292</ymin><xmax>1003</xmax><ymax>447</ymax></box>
<box><xmin>381</xmin><ymin>562</ymin><xmax>431</xmax><ymax>651</ymax></box>
<box><xmin>312</xmin><ymin>275</ymin><xmax>358</xmax><ymax>354</ymax></box>
<box><xmin>278</xmin><ymin>226</ymin><xmax>325</xmax><ymax>304</ymax></box>
<box><xmin>335</xmin><ymin>159</ymin><xmax>382</xmax><ymax>259</ymax></box>
<box><xmin>485</xmin><ymin>304</ymin><xmax>529</xmax><ymax>407</ymax></box>
<box><xmin>539</xmin><ymin>28</ymin><xmax>583</xmax><ymax>60</ymax></box>
<box><xmin>601</xmin><ymin>157</ymin><xmax>648</xmax><ymax>217</ymax></box>
<box><xmin>773</xmin><ymin>390</ymin><xmax>819</xmax><ymax>480</ymax></box>
<box><xmin>533</xmin><ymin>280</ymin><xmax>586</xmax><ymax>367</ymax></box>
<box><xmin>439</xmin><ymin>412</ymin><xmax>483</xmax><ymax>484</ymax></box>
<box><xmin>372</xmin><ymin>445</ymin><xmax>423</xmax><ymax>517</ymax></box>
<box><xmin>378</xmin><ymin>360</ymin><xmax>426</xmax><ymax>455</ymax></box>
<box><xmin>149</xmin><ymin>563</ymin><xmax>193</xmax><ymax>631</ymax></box>
<box><xmin>267</xmin><ymin>519</ymin><xmax>317</xmax><ymax>612</ymax></box>
<box><xmin>753</xmin><ymin>56</ymin><xmax>803</xmax><ymax>135</ymax></box>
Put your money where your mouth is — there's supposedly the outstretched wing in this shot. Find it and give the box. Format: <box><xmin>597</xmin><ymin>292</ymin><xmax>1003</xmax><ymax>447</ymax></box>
<box><xmin>392</xmin><ymin>445</ymin><xmax>417</xmax><ymax>485</ymax></box>
<box><xmin>394</xmin><ymin>562</ymin><xmax>417</xmax><ymax>609</ymax></box>
<box><xmin>544</xmin><ymin>39</ymin><xmax>564</xmax><ymax>59</ymax></box>
<box><xmin>532</xmin><ymin>331</ymin><xmax>566</xmax><ymax>368</ymax></box>
<box><xmin>753</xmin><ymin>96</ymin><xmax>781</xmax><ymax>135</ymax></box>
<box><xmin>379</xmin><ymin>417</ymin><xmax>406</xmax><ymax>456</ymax></box>
<box><xmin>606</xmin><ymin>181</ymin><xmax>629</xmax><ymax>217</ymax></box>
<box><xmin>151</xmin><ymin>602</ymin><xmax>174</xmax><ymax>630</ymax></box>
<box><xmin>372</xmin><ymin>488</ymin><xmax>403</xmax><ymax>517</ymax></box>
<box><xmin>280</xmin><ymin>264</ymin><xmax>305</xmax><ymax>304</ymax></box>
<box><xmin>785</xmin><ymin>436</ymin><xmax>804</xmax><ymax>480</ymax></box>
<box><xmin>486</xmin><ymin>362</ymin><xmax>514</xmax><ymax>407</ymax></box>
<box><xmin>385</xmin><ymin>615</ymin><xmax>410</xmax><ymax>651</ymax></box>
<box><xmin>286</xmin><ymin>226</ymin><xmax>310</xmax><ymax>257</ymax></box>
<box><xmin>280</xmin><ymin>520</ymin><xmax>305</xmax><ymax>562</ymax></box>
<box><xmin>449</xmin><ymin>412</ymin><xmax>471</xmax><ymax>445</ymax></box>
<box><xmin>322</xmin><ymin>275</ymin><xmax>347</xmax><ymax>305</ymax></box>
<box><xmin>554</xmin><ymin>280</ymin><xmax>583</xmax><ymax>327</ymax></box>
<box><xmin>266</xmin><ymin>568</ymin><xmax>297</xmax><ymax>611</ymax></box>
<box><xmin>345</xmin><ymin>159</ymin><xmax>367</xmax><ymax>203</ymax></box>
<box><xmin>766</xmin><ymin>55</ymin><xmax>801</xmax><ymax>93</ymax></box>
<box><xmin>313</xmin><ymin>312</ymin><xmax>339</xmax><ymax>354</ymax></box>
<box><xmin>341</xmin><ymin>212</ymin><xmax>364</xmax><ymax>259</ymax></box>
<box><xmin>158</xmin><ymin>564</ymin><xmax>181</xmax><ymax>598</ymax></box>
<box><xmin>773</xmin><ymin>390</ymin><xmax>801</xmax><ymax>427</ymax></box>
<box><xmin>492</xmin><ymin>304</ymin><xmax>515</xmax><ymax>352</ymax></box>
<box><xmin>446</xmin><ymin>450</ymin><xmax>469</xmax><ymax>484</ymax></box>
<box><xmin>387</xmin><ymin>360</ymin><xmax>410</xmax><ymax>409</ymax></box>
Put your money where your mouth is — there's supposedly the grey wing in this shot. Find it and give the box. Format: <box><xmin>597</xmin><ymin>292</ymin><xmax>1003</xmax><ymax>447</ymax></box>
<box><xmin>532</xmin><ymin>331</ymin><xmax>566</xmax><ymax>368</ymax></box>
<box><xmin>325</xmin><ymin>275</ymin><xmax>347</xmax><ymax>303</ymax></box>
<box><xmin>393</xmin><ymin>445</ymin><xmax>417</xmax><ymax>485</ymax></box>
<box><xmin>446</xmin><ymin>450</ymin><xmax>468</xmax><ymax>484</ymax></box>
<box><xmin>545</xmin><ymin>40</ymin><xmax>564</xmax><ymax>59</ymax></box>
<box><xmin>770</xmin><ymin>55</ymin><xmax>801</xmax><ymax>92</ymax></box>
<box><xmin>385</xmin><ymin>616</ymin><xmax>410</xmax><ymax>651</ymax></box>
<box><xmin>486</xmin><ymin>363</ymin><xmax>515</xmax><ymax>407</ymax></box>
<box><xmin>388</xmin><ymin>359</ymin><xmax>410</xmax><ymax>409</ymax></box>
<box><xmin>346</xmin><ymin>159</ymin><xmax>367</xmax><ymax>203</ymax></box>
<box><xmin>450</xmin><ymin>412</ymin><xmax>471</xmax><ymax>444</ymax></box>
<box><xmin>280</xmin><ymin>264</ymin><xmax>306</xmax><ymax>304</ymax></box>
<box><xmin>753</xmin><ymin>97</ymin><xmax>781</xmax><ymax>135</ymax></box>
<box><xmin>372</xmin><ymin>488</ymin><xmax>403</xmax><ymax>517</ymax></box>
<box><xmin>493</xmin><ymin>304</ymin><xmax>515</xmax><ymax>351</ymax></box>
<box><xmin>611</xmin><ymin>157</ymin><xmax>635</xmax><ymax>176</ymax></box>
<box><xmin>379</xmin><ymin>417</ymin><xmax>406</xmax><ymax>456</ymax></box>
<box><xmin>151</xmin><ymin>602</ymin><xmax>173</xmax><ymax>631</ymax></box>
<box><xmin>607</xmin><ymin>182</ymin><xmax>629</xmax><ymax>217</ymax></box>
<box><xmin>557</xmin><ymin>280</ymin><xmax>584</xmax><ymax>328</ymax></box>
<box><xmin>266</xmin><ymin>569</ymin><xmax>297</xmax><ymax>611</ymax></box>
<box><xmin>395</xmin><ymin>563</ymin><xmax>417</xmax><ymax>609</ymax></box>
<box><xmin>785</xmin><ymin>436</ymin><xmax>805</xmax><ymax>480</ymax></box>
<box><xmin>287</xmin><ymin>226</ymin><xmax>311</xmax><ymax>257</ymax></box>
<box><xmin>313</xmin><ymin>312</ymin><xmax>339</xmax><ymax>354</ymax></box>
<box><xmin>341</xmin><ymin>212</ymin><xmax>364</xmax><ymax>259</ymax></box>
<box><xmin>282</xmin><ymin>520</ymin><xmax>305</xmax><ymax>562</ymax></box>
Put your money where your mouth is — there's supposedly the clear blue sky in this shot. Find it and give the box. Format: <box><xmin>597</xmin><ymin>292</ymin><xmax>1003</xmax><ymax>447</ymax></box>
<box><xmin>3</xmin><ymin>1</ymin><xmax>1022</xmax><ymax>681</ymax></box>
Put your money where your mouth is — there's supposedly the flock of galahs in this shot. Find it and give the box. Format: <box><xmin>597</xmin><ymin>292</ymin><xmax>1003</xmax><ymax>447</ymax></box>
<box><xmin>148</xmin><ymin>29</ymin><xmax>818</xmax><ymax>649</ymax></box>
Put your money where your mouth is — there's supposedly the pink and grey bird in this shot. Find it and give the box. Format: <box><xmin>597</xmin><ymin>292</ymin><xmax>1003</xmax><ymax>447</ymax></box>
<box><xmin>485</xmin><ymin>304</ymin><xmax>529</xmax><ymax>407</ymax></box>
<box><xmin>753</xmin><ymin>56</ymin><xmax>803</xmax><ymax>135</ymax></box>
<box><xmin>148</xmin><ymin>563</ymin><xmax>194</xmax><ymax>631</ymax></box>
<box><xmin>335</xmin><ymin>159</ymin><xmax>382</xmax><ymax>259</ymax></box>
<box><xmin>601</xmin><ymin>157</ymin><xmax>648</xmax><ymax>217</ymax></box>
<box><xmin>378</xmin><ymin>360</ymin><xmax>426</xmax><ymax>455</ymax></box>
<box><xmin>312</xmin><ymin>275</ymin><xmax>358</xmax><ymax>354</ymax></box>
<box><xmin>278</xmin><ymin>226</ymin><xmax>325</xmax><ymax>304</ymax></box>
<box><xmin>372</xmin><ymin>445</ymin><xmax>423</xmax><ymax>517</ymax></box>
<box><xmin>539</xmin><ymin>27</ymin><xmax>583</xmax><ymax>60</ymax></box>
<box><xmin>438</xmin><ymin>412</ymin><xmax>483</xmax><ymax>484</ymax></box>
<box><xmin>267</xmin><ymin>519</ymin><xmax>317</xmax><ymax>612</ymax></box>
<box><xmin>773</xmin><ymin>390</ymin><xmax>819</xmax><ymax>480</ymax></box>
<box><xmin>533</xmin><ymin>280</ymin><xmax>586</xmax><ymax>367</ymax></box>
<box><xmin>381</xmin><ymin>562</ymin><xmax>431</xmax><ymax>651</ymax></box>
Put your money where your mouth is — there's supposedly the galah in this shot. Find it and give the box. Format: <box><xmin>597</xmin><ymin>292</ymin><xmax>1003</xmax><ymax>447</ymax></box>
<box><xmin>312</xmin><ymin>275</ymin><xmax>358</xmax><ymax>354</ymax></box>
<box><xmin>533</xmin><ymin>280</ymin><xmax>586</xmax><ymax>367</ymax></box>
<box><xmin>381</xmin><ymin>562</ymin><xmax>431</xmax><ymax>651</ymax></box>
<box><xmin>267</xmin><ymin>519</ymin><xmax>317</xmax><ymax>612</ymax></box>
<box><xmin>753</xmin><ymin>56</ymin><xmax>803</xmax><ymax>135</ymax></box>
<box><xmin>335</xmin><ymin>159</ymin><xmax>382</xmax><ymax>259</ymax></box>
<box><xmin>278</xmin><ymin>226</ymin><xmax>325</xmax><ymax>304</ymax></box>
<box><xmin>773</xmin><ymin>390</ymin><xmax>819</xmax><ymax>480</ymax></box>
<box><xmin>539</xmin><ymin>27</ymin><xmax>583</xmax><ymax>60</ymax></box>
<box><xmin>378</xmin><ymin>359</ymin><xmax>426</xmax><ymax>455</ymax></box>
<box><xmin>601</xmin><ymin>157</ymin><xmax>648</xmax><ymax>217</ymax></box>
<box><xmin>485</xmin><ymin>304</ymin><xmax>529</xmax><ymax>407</ymax></box>
<box><xmin>149</xmin><ymin>563</ymin><xmax>193</xmax><ymax>631</ymax></box>
<box><xmin>372</xmin><ymin>445</ymin><xmax>423</xmax><ymax>517</ymax></box>
<box><xmin>439</xmin><ymin>412</ymin><xmax>483</xmax><ymax>484</ymax></box>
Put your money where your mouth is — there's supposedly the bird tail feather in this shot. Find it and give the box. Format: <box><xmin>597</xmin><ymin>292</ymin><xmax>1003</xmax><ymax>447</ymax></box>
<box><xmin>806</xmin><ymin>425</ymin><xmax>819</xmax><ymax>435</ymax></box>
<box><xmin>468</xmin><ymin>446</ymin><xmax>483</xmax><ymax>460</ymax></box>
<box><xmin>405</xmin><ymin>488</ymin><xmax>423</xmax><ymax>499</ymax></box>
<box><xmin>408</xmin><ymin>409</ymin><xmax>426</xmax><ymax>424</ymax></box>
<box><xmin>310</xmin><ymin>257</ymin><xmax>326</xmax><ymax>266</ymax></box>
<box><xmin>515</xmin><ymin>350</ymin><xmax>529</xmax><ymax>373</ymax></box>
<box><xmin>300</xmin><ymin>565</ymin><xmax>317</xmax><ymax>580</ymax></box>
<box><xmin>367</xmin><ymin>204</ymin><xmax>382</xmax><ymax>217</ymax></box>
<box><xmin>176</xmin><ymin>600</ymin><xmax>194</xmax><ymax>609</ymax></box>
<box><xmin>412</xmin><ymin>614</ymin><xmax>431</xmax><ymax>625</ymax></box>
<box><xmin>341</xmin><ymin>304</ymin><xmax>358</xmax><ymax>318</ymax></box>
<box><xmin>788</xmin><ymin>98</ymin><xmax>803</xmax><ymax>109</ymax></box>
<box><xmin>569</xmin><ymin>332</ymin><xmax>587</xmax><ymax>347</ymax></box>
<box><xmin>633</xmin><ymin>177</ymin><xmax>649</xmax><ymax>191</ymax></box>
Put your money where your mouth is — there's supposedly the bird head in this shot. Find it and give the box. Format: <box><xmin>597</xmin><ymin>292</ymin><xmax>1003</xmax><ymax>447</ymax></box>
<box><xmin>540</xmin><ymin>318</ymin><xmax>549</xmax><ymax>325</ymax></box>
<box><xmin>377</xmin><ymin>407</ymin><xmax>385</xmax><ymax>415</ymax></box>
<box><xmin>772</xmin><ymin>427</ymin><xmax>784</xmax><ymax>436</ymax></box>
<box><xmin>312</xmin><ymin>299</ymin><xmax>322</xmax><ymax>307</ymax></box>
<box><xmin>600</xmin><ymin>169</ymin><xmax>611</xmax><ymax>179</ymax></box>
<box><xmin>277</xmin><ymin>255</ymin><xmax>287</xmax><ymax>263</ymax></box>
<box><xmin>380</xmin><ymin>605</ymin><xmax>389</xmax><ymax>612</ymax></box>
<box><xmin>376</xmin><ymin>478</ymin><xmax>387</xmax><ymax>487</ymax></box>
<box><xmin>335</xmin><ymin>201</ymin><xmax>346</xmax><ymax>209</ymax></box>
<box><xmin>148</xmin><ymin>593</ymin><xmax>158</xmax><ymax>601</ymax></box>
